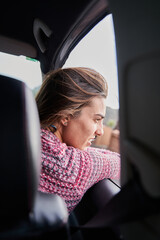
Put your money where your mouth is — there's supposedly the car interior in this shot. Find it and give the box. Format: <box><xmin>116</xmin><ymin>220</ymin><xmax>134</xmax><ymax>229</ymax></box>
<box><xmin>0</xmin><ymin>0</ymin><xmax>160</xmax><ymax>239</ymax></box>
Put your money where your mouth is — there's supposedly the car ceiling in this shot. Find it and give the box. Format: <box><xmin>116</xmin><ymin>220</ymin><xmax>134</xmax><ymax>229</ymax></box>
<box><xmin>0</xmin><ymin>0</ymin><xmax>109</xmax><ymax>73</ymax></box>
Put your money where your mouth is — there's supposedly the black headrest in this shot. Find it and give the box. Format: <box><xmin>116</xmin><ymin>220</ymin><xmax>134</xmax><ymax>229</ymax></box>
<box><xmin>0</xmin><ymin>75</ymin><xmax>41</xmax><ymax>226</ymax></box>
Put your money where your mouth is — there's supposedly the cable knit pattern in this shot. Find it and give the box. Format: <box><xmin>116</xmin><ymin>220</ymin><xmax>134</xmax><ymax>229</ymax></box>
<box><xmin>38</xmin><ymin>128</ymin><xmax>120</xmax><ymax>213</ymax></box>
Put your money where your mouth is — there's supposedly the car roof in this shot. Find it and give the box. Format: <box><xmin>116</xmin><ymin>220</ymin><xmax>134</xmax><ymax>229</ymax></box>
<box><xmin>0</xmin><ymin>0</ymin><xmax>109</xmax><ymax>73</ymax></box>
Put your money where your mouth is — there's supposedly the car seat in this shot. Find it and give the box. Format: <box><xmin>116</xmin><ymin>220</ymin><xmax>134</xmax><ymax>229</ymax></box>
<box><xmin>107</xmin><ymin>0</ymin><xmax>160</xmax><ymax>239</ymax></box>
<box><xmin>0</xmin><ymin>75</ymin><xmax>69</xmax><ymax>240</ymax></box>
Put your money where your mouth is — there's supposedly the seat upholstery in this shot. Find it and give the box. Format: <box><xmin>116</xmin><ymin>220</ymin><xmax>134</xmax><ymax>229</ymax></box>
<box><xmin>0</xmin><ymin>75</ymin><xmax>69</xmax><ymax>239</ymax></box>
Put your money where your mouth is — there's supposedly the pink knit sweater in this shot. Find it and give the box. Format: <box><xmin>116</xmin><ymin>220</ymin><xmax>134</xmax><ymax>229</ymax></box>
<box><xmin>38</xmin><ymin>128</ymin><xmax>120</xmax><ymax>213</ymax></box>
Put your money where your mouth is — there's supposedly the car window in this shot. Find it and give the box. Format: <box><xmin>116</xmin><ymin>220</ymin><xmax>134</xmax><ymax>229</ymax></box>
<box><xmin>0</xmin><ymin>52</ymin><xmax>42</xmax><ymax>96</ymax></box>
<box><xmin>63</xmin><ymin>14</ymin><xmax>120</xmax><ymax>153</ymax></box>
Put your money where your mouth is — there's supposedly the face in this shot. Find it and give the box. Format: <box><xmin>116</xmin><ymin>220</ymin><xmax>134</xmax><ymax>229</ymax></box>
<box><xmin>61</xmin><ymin>97</ymin><xmax>106</xmax><ymax>150</ymax></box>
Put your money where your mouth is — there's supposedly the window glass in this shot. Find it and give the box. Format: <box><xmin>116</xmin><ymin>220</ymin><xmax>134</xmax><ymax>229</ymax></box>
<box><xmin>0</xmin><ymin>52</ymin><xmax>42</xmax><ymax>95</ymax></box>
<box><xmin>63</xmin><ymin>14</ymin><xmax>120</xmax><ymax>153</ymax></box>
<box><xmin>63</xmin><ymin>15</ymin><xmax>118</xmax><ymax>108</ymax></box>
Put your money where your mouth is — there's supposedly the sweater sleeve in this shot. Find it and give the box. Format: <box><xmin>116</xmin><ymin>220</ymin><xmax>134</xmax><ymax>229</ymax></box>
<box><xmin>39</xmin><ymin>129</ymin><xmax>120</xmax><ymax>213</ymax></box>
<box><xmin>40</xmin><ymin>132</ymin><xmax>120</xmax><ymax>191</ymax></box>
<box><xmin>86</xmin><ymin>147</ymin><xmax>120</xmax><ymax>182</ymax></box>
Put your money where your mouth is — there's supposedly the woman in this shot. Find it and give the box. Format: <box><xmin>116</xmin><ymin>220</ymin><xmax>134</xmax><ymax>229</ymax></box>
<box><xmin>36</xmin><ymin>67</ymin><xmax>120</xmax><ymax>214</ymax></box>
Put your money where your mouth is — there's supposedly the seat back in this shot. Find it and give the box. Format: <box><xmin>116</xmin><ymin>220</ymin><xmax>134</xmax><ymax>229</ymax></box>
<box><xmin>109</xmin><ymin>0</ymin><xmax>160</xmax><ymax>239</ymax></box>
<box><xmin>0</xmin><ymin>75</ymin><xmax>69</xmax><ymax>239</ymax></box>
<box><xmin>0</xmin><ymin>75</ymin><xmax>41</xmax><ymax>228</ymax></box>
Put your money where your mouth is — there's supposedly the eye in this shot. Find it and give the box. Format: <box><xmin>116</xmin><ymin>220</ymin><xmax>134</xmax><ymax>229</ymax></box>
<box><xmin>94</xmin><ymin>115</ymin><xmax>104</xmax><ymax>124</ymax></box>
<box><xmin>95</xmin><ymin>118</ymin><xmax>101</xmax><ymax>123</ymax></box>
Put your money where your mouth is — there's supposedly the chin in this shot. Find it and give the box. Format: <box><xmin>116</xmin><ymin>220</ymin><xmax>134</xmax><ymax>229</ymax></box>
<box><xmin>82</xmin><ymin>145</ymin><xmax>90</xmax><ymax>150</ymax></box>
<box><xmin>76</xmin><ymin>145</ymin><xmax>86</xmax><ymax>150</ymax></box>
<box><xmin>72</xmin><ymin>142</ymin><xmax>88</xmax><ymax>150</ymax></box>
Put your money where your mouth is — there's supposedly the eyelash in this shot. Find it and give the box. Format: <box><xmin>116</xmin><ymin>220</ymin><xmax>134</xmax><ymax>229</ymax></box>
<box><xmin>95</xmin><ymin>119</ymin><xmax>101</xmax><ymax>123</ymax></box>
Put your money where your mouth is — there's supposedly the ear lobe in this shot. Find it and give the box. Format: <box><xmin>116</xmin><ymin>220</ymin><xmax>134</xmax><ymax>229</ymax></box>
<box><xmin>61</xmin><ymin>117</ymin><xmax>69</xmax><ymax>126</ymax></box>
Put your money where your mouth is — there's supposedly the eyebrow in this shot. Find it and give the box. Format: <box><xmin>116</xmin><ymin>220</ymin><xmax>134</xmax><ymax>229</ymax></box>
<box><xmin>94</xmin><ymin>114</ymin><xmax>105</xmax><ymax>119</ymax></box>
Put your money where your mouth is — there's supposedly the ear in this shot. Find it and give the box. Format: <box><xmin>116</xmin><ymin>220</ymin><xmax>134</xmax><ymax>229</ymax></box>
<box><xmin>61</xmin><ymin>116</ymin><xmax>70</xmax><ymax>126</ymax></box>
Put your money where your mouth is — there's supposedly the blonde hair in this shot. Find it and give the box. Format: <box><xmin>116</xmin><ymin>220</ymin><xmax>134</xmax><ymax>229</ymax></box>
<box><xmin>36</xmin><ymin>67</ymin><xmax>108</xmax><ymax>128</ymax></box>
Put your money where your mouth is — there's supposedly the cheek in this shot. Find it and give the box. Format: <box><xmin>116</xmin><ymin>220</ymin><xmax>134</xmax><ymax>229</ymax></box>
<box><xmin>64</xmin><ymin>120</ymin><xmax>94</xmax><ymax>148</ymax></box>
<box><xmin>78</xmin><ymin>120</ymin><xmax>93</xmax><ymax>135</ymax></box>
<box><xmin>77</xmin><ymin>121</ymin><xmax>96</xmax><ymax>145</ymax></box>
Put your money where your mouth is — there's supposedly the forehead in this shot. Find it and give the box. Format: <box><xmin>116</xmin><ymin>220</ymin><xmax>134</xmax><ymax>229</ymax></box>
<box><xmin>82</xmin><ymin>97</ymin><xmax>106</xmax><ymax>116</ymax></box>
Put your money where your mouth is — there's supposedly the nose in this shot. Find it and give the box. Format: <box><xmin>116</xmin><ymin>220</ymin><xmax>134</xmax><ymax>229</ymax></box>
<box><xmin>95</xmin><ymin>123</ymin><xmax>104</xmax><ymax>136</ymax></box>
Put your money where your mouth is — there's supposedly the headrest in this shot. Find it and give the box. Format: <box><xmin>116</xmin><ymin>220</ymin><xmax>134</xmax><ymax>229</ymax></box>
<box><xmin>0</xmin><ymin>75</ymin><xmax>41</xmax><ymax>227</ymax></box>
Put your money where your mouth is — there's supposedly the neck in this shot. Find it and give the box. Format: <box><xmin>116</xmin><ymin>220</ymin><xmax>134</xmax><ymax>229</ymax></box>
<box><xmin>54</xmin><ymin>129</ymin><xmax>63</xmax><ymax>143</ymax></box>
